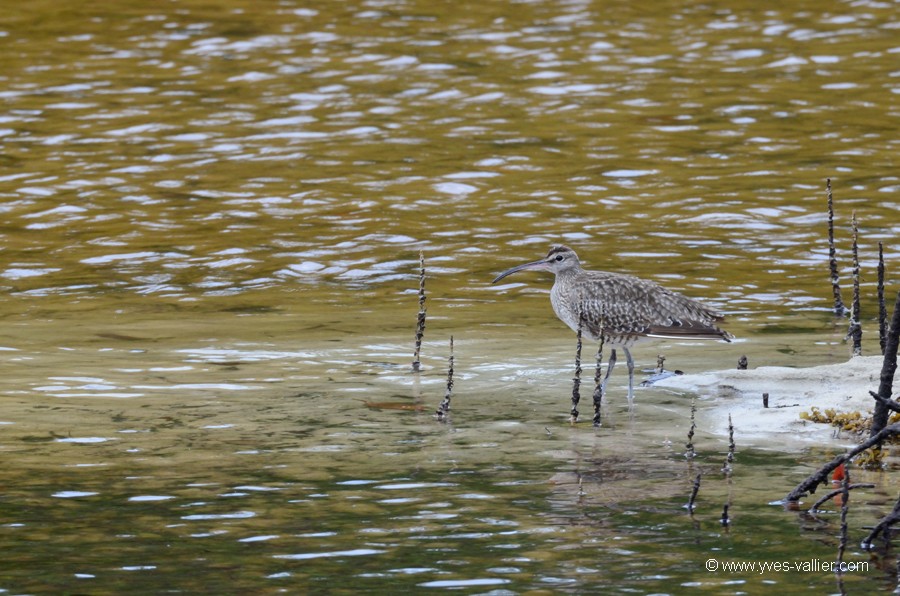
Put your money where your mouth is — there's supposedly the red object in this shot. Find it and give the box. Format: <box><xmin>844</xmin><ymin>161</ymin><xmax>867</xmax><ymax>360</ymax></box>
<box><xmin>832</xmin><ymin>463</ymin><xmax>846</xmax><ymax>482</ymax></box>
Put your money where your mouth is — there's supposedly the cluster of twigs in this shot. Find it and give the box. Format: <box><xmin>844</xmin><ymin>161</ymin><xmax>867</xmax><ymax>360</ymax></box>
<box><xmin>784</xmin><ymin>289</ymin><xmax>900</xmax><ymax>570</ymax></box>
<box><xmin>786</xmin><ymin>182</ymin><xmax>900</xmax><ymax>544</ymax></box>
<box><xmin>828</xmin><ymin>180</ymin><xmax>891</xmax><ymax>357</ymax></box>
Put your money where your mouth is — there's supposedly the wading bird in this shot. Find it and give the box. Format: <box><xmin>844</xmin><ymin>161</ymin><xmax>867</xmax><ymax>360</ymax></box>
<box><xmin>492</xmin><ymin>245</ymin><xmax>732</xmax><ymax>401</ymax></box>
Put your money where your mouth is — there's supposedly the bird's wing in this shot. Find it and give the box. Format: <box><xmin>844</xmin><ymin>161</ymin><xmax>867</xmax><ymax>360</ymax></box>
<box><xmin>573</xmin><ymin>273</ymin><xmax>731</xmax><ymax>343</ymax></box>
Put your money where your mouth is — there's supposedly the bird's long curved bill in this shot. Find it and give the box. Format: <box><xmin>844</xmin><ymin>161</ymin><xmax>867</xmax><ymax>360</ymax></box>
<box><xmin>491</xmin><ymin>259</ymin><xmax>550</xmax><ymax>284</ymax></box>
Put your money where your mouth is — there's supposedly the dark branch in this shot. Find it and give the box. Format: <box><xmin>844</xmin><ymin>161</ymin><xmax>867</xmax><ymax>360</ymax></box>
<box><xmin>862</xmin><ymin>493</ymin><xmax>900</xmax><ymax>550</ymax></box>
<box><xmin>786</xmin><ymin>422</ymin><xmax>900</xmax><ymax>502</ymax></box>
<box><xmin>870</xmin><ymin>391</ymin><xmax>900</xmax><ymax>414</ymax></box>
<box><xmin>870</xmin><ymin>290</ymin><xmax>900</xmax><ymax>436</ymax></box>
<box><xmin>808</xmin><ymin>483</ymin><xmax>875</xmax><ymax>513</ymax></box>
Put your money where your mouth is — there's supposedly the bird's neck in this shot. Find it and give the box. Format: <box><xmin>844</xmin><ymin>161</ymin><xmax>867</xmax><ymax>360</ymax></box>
<box><xmin>555</xmin><ymin>266</ymin><xmax>582</xmax><ymax>282</ymax></box>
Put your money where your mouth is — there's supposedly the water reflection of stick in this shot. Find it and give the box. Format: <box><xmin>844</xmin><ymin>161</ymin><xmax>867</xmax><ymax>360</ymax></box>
<box><xmin>861</xmin><ymin>493</ymin><xmax>900</xmax><ymax>550</ymax></box>
<box><xmin>571</xmin><ymin>313</ymin><xmax>584</xmax><ymax>423</ymax></box>
<box><xmin>722</xmin><ymin>414</ymin><xmax>735</xmax><ymax>475</ymax></box>
<box><xmin>412</xmin><ymin>251</ymin><xmax>427</xmax><ymax>371</ymax></box>
<box><xmin>685</xmin><ymin>397</ymin><xmax>696</xmax><ymax>459</ymax></box>
<box><xmin>827</xmin><ymin>178</ymin><xmax>848</xmax><ymax>317</ymax></box>
<box><xmin>847</xmin><ymin>211</ymin><xmax>862</xmax><ymax>356</ymax></box>
<box><xmin>686</xmin><ymin>473</ymin><xmax>701</xmax><ymax>513</ymax></box>
<box><xmin>836</xmin><ymin>462</ymin><xmax>850</xmax><ymax>577</ymax></box>
<box><xmin>436</xmin><ymin>336</ymin><xmax>454</xmax><ymax>420</ymax></box>
<box><xmin>808</xmin><ymin>483</ymin><xmax>874</xmax><ymax>513</ymax></box>
<box><xmin>721</xmin><ymin>415</ymin><xmax>735</xmax><ymax>528</ymax></box>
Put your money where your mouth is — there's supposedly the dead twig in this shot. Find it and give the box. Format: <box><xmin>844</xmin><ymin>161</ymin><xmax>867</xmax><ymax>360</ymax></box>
<box><xmin>571</xmin><ymin>313</ymin><xmax>584</xmax><ymax>423</ymax></box>
<box><xmin>435</xmin><ymin>336</ymin><xmax>454</xmax><ymax>420</ymax></box>
<box><xmin>786</xmin><ymin>421</ymin><xmax>900</xmax><ymax>502</ymax></box>
<box><xmin>412</xmin><ymin>251</ymin><xmax>427</xmax><ymax>371</ymax></box>
<box><xmin>846</xmin><ymin>211</ymin><xmax>862</xmax><ymax>356</ymax></box>
<box><xmin>591</xmin><ymin>332</ymin><xmax>605</xmax><ymax>427</ymax></box>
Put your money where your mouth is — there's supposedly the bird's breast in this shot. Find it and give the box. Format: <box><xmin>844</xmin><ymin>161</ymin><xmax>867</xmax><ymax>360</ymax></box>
<box><xmin>550</xmin><ymin>282</ymin><xmax>587</xmax><ymax>337</ymax></box>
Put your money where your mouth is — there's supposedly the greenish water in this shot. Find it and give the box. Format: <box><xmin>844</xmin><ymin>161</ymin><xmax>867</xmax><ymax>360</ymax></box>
<box><xmin>1</xmin><ymin>0</ymin><xmax>899</xmax><ymax>593</ymax></box>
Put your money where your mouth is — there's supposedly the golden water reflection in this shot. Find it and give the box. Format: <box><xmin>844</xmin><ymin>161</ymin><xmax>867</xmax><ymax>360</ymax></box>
<box><xmin>1</xmin><ymin>0</ymin><xmax>899</xmax><ymax>592</ymax></box>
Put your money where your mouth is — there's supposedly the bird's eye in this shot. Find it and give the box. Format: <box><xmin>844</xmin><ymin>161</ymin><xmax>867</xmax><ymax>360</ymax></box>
<box><xmin>555</xmin><ymin>255</ymin><xmax>564</xmax><ymax>261</ymax></box>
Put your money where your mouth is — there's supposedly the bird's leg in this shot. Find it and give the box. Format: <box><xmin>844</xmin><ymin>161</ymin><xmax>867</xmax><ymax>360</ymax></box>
<box><xmin>600</xmin><ymin>348</ymin><xmax>617</xmax><ymax>397</ymax></box>
<box><xmin>623</xmin><ymin>347</ymin><xmax>635</xmax><ymax>405</ymax></box>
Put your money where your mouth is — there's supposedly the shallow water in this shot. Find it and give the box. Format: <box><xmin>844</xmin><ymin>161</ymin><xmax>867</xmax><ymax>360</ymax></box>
<box><xmin>1</xmin><ymin>0</ymin><xmax>899</xmax><ymax>593</ymax></box>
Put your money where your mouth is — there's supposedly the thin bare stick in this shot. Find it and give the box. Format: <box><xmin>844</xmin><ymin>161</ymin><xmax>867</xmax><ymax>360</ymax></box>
<box><xmin>847</xmin><ymin>211</ymin><xmax>862</xmax><ymax>356</ymax></box>
<box><xmin>827</xmin><ymin>178</ymin><xmax>848</xmax><ymax>317</ymax></box>
<box><xmin>592</xmin><ymin>332</ymin><xmax>605</xmax><ymax>427</ymax></box>
<box><xmin>412</xmin><ymin>251</ymin><xmax>427</xmax><ymax>371</ymax></box>
<box><xmin>570</xmin><ymin>313</ymin><xmax>584</xmax><ymax>423</ymax></box>
<box><xmin>436</xmin><ymin>336</ymin><xmax>454</xmax><ymax>420</ymax></box>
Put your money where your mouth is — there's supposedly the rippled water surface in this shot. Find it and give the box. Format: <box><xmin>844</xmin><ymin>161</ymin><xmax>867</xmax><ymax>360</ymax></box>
<box><xmin>2</xmin><ymin>0</ymin><xmax>899</xmax><ymax>593</ymax></box>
